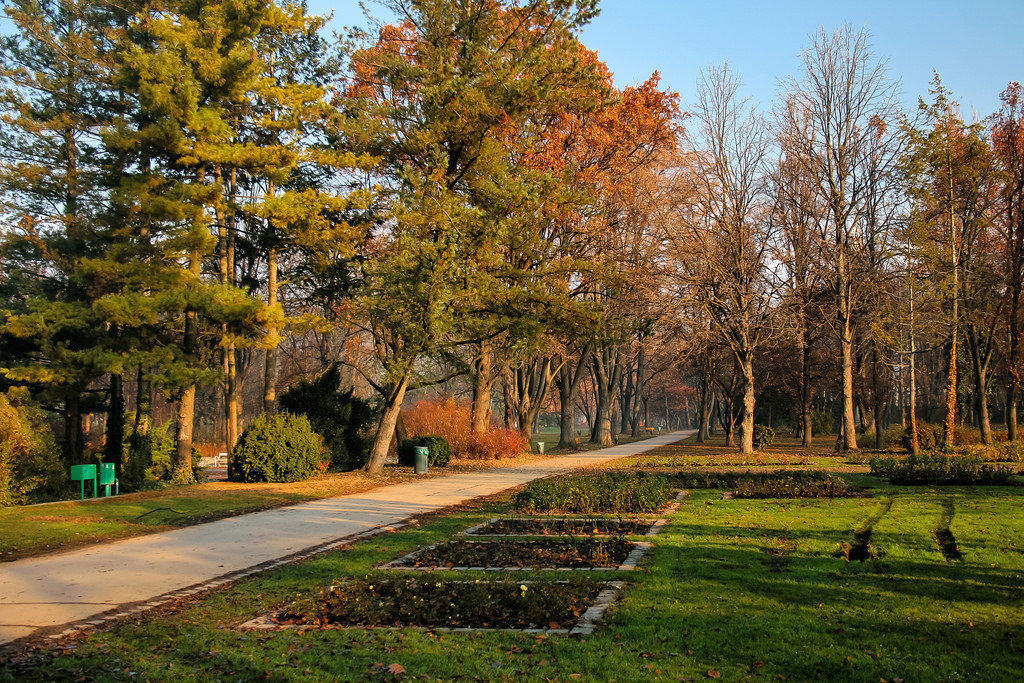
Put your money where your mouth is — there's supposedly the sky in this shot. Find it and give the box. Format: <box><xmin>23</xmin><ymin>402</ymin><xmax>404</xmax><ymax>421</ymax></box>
<box><xmin>311</xmin><ymin>0</ymin><xmax>1024</xmax><ymax>122</ymax></box>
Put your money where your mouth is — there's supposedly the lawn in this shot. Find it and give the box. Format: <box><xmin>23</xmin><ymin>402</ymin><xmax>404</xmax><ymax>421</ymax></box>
<box><xmin>3</xmin><ymin>443</ymin><xmax>1022</xmax><ymax>682</ymax></box>
<box><xmin>0</xmin><ymin>455</ymin><xmax>549</xmax><ymax>561</ymax></box>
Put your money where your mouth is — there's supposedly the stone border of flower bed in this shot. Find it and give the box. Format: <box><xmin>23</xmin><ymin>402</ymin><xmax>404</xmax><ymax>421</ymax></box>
<box><xmin>378</xmin><ymin>540</ymin><xmax>651</xmax><ymax>572</ymax></box>
<box><xmin>461</xmin><ymin>517</ymin><xmax>668</xmax><ymax>538</ymax></box>
<box><xmin>666</xmin><ymin>489</ymin><xmax>688</xmax><ymax>511</ymax></box>
<box><xmin>236</xmin><ymin>580</ymin><xmax>625</xmax><ymax>636</ymax></box>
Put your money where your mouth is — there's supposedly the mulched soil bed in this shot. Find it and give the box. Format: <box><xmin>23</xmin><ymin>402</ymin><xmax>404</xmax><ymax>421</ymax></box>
<box><xmin>271</xmin><ymin>578</ymin><xmax>611</xmax><ymax>631</ymax></box>
<box><xmin>382</xmin><ymin>537</ymin><xmax>637</xmax><ymax>569</ymax></box>
<box><xmin>464</xmin><ymin>517</ymin><xmax>661</xmax><ymax>537</ymax></box>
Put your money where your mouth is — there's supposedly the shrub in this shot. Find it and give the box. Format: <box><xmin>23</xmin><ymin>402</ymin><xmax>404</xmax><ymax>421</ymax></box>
<box><xmin>280</xmin><ymin>365</ymin><xmax>373</xmax><ymax>471</ymax></box>
<box><xmin>668</xmin><ymin>469</ymin><xmax>857</xmax><ymax>498</ymax></box>
<box><xmin>231</xmin><ymin>412</ymin><xmax>324</xmax><ymax>483</ymax></box>
<box><xmin>667</xmin><ymin>471</ymin><xmax>744</xmax><ymax>489</ymax></box>
<box><xmin>954</xmin><ymin>427</ymin><xmax>982</xmax><ymax>446</ymax></box>
<box><xmin>397</xmin><ymin>435</ymin><xmax>452</xmax><ymax>467</ymax></box>
<box><xmin>402</xmin><ymin>397</ymin><xmax>474</xmax><ymax>457</ymax></box>
<box><xmin>465</xmin><ymin>429</ymin><xmax>528</xmax><ymax>460</ymax></box>
<box><xmin>900</xmin><ymin>422</ymin><xmax>939</xmax><ymax>452</ymax></box>
<box><xmin>140</xmin><ymin>420</ymin><xmax>176</xmax><ymax>482</ymax></box>
<box><xmin>752</xmin><ymin>424</ymin><xmax>775</xmax><ymax>450</ymax></box>
<box><xmin>810</xmin><ymin>407</ymin><xmax>833</xmax><ymax>436</ymax></box>
<box><xmin>995</xmin><ymin>441</ymin><xmax>1024</xmax><ymax>462</ymax></box>
<box><xmin>513</xmin><ymin>473</ymin><xmax>672</xmax><ymax>514</ymax></box>
<box><xmin>881</xmin><ymin>425</ymin><xmax>905</xmax><ymax>449</ymax></box>
<box><xmin>869</xmin><ymin>454</ymin><xmax>1013</xmax><ymax>485</ymax></box>
<box><xmin>734</xmin><ymin>473</ymin><xmax>852</xmax><ymax>498</ymax></box>
<box><xmin>0</xmin><ymin>390</ymin><xmax>64</xmax><ymax>506</ymax></box>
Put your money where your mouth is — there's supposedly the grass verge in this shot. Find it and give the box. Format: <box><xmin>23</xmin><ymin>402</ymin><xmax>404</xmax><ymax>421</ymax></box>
<box><xmin>0</xmin><ymin>454</ymin><xmax>552</xmax><ymax>562</ymax></box>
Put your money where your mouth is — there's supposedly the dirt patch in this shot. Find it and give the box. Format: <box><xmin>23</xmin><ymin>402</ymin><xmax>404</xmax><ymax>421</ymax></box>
<box><xmin>838</xmin><ymin>498</ymin><xmax>893</xmax><ymax>562</ymax></box>
<box><xmin>933</xmin><ymin>499</ymin><xmax>963</xmax><ymax>561</ymax></box>
<box><xmin>840</xmin><ymin>529</ymin><xmax>874</xmax><ymax>562</ymax></box>
<box><xmin>381</xmin><ymin>537</ymin><xmax>643</xmax><ymax>570</ymax></box>
<box><xmin>243</xmin><ymin>578</ymin><xmax>623</xmax><ymax>634</ymax></box>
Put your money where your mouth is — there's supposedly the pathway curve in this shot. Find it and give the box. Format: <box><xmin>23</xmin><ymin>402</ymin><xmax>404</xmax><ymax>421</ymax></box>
<box><xmin>0</xmin><ymin>430</ymin><xmax>691</xmax><ymax>646</ymax></box>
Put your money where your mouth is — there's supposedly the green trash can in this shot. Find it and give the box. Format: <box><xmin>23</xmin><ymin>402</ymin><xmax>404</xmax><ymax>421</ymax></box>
<box><xmin>98</xmin><ymin>462</ymin><xmax>116</xmax><ymax>496</ymax></box>
<box><xmin>414</xmin><ymin>446</ymin><xmax>429</xmax><ymax>474</ymax></box>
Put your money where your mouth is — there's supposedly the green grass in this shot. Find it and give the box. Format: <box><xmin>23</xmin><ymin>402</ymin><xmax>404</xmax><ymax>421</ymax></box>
<box><xmin>610</xmin><ymin>434</ymin><xmax>867</xmax><ymax>471</ymax></box>
<box><xmin>5</xmin><ymin>477</ymin><xmax>1023</xmax><ymax>682</ymax></box>
<box><xmin>0</xmin><ymin>469</ymin><xmax>439</xmax><ymax>560</ymax></box>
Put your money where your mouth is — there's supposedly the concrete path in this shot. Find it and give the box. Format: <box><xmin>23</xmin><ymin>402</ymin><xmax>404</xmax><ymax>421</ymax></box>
<box><xmin>0</xmin><ymin>431</ymin><xmax>691</xmax><ymax>646</ymax></box>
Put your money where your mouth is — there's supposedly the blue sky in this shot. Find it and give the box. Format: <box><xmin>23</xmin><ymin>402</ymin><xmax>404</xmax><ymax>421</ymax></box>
<box><xmin>314</xmin><ymin>0</ymin><xmax>1024</xmax><ymax>121</ymax></box>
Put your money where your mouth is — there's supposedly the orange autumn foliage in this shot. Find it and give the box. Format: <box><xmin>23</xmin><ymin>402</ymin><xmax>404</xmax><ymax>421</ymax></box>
<box><xmin>402</xmin><ymin>397</ymin><xmax>527</xmax><ymax>460</ymax></box>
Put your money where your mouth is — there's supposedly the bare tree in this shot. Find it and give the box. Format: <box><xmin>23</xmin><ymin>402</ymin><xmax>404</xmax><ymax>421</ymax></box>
<box><xmin>668</xmin><ymin>64</ymin><xmax>773</xmax><ymax>454</ymax></box>
<box><xmin>779</xmin><ymin>26</ymin><xmax>903</xmax><ymax>450</ymax></box>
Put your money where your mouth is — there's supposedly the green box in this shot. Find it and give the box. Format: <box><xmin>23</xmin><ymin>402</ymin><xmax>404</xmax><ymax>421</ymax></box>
<box><xmin>98</xmin><ymin>462</ymin><xmax>116</xmax><ymax>496</ymax></box>
<box><xmin>70</xmin><ymin>464</ymin><xmax>97</xmax><ymax>499</ymax></box>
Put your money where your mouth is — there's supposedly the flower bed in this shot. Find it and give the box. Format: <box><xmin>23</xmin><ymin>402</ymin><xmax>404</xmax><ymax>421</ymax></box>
<box><xmin>463</xmin><ymin>517</ymin><xmax>664</xmax><ymax>537</ymax></box>
<box><xmin>261</xmin><ymin>578</ymin><xmax>619</xmax><ymax>633</ymax></box>
<box><xmin>380</xmin><ymin>537</ymin><xmax>647</xmax><ymax>570</ymax></box>
<box><xmin>512</xmin><ymin>473</ymin><xmax>673</xmax><ymax>513</ymax></box>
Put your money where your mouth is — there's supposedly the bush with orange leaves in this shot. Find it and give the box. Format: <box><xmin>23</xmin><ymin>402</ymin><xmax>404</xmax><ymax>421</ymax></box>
<box><xmin>402</xmin><ymin>397</ymin><xmax>528</xmax><ymax>460</ymax></box>
<box><xmin>465</xmin><ymin>428</ymin><xmax>529</xmax><ymax>460</ymax></box>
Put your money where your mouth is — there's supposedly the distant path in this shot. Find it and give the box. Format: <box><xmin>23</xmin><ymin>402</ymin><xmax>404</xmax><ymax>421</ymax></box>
<box><xmin>0</xmin><ymin>430</ymin><xmax>692</xmax><ymax>647</ymax></box>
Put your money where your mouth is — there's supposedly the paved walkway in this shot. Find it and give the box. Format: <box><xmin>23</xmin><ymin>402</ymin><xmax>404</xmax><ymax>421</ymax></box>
<box><xmin>0</xmin><ymin>431</ymin><xmax>691</xmax><ymax>646</ymax></box>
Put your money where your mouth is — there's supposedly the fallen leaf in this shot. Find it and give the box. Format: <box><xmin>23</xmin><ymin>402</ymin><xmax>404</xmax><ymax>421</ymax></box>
<box><xmin>708</xmin><ymin>670</ymin><xmax>721</xmax><ymax>679</ymax></box>
<box><xmin>388</xmin><ymin>663</ymin><xmax>405</xmax><ymax>675</ymax></box>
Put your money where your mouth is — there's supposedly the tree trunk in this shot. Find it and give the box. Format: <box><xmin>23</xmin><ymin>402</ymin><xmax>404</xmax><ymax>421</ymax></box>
<box><xmin>799</xmin><ymin>314</ymin><xmax>813</xmax><ymax>447</ymax></box>
<box><xmin>631</xmin><ymin>345</ymin><xmax>646</xmax><ymax>438</ymax></box>
<box><xmin>263</xmin><ymin>245</ymin><xmax>279</xmax><ymax>416</ymax></box>
<box><xmin>1008</xmin><ymin>292</ymin><xmax>1019</xmax><ymax>438</ymax></box>
<box><xmin>364</xmin><ymin>375</ymin><xmax>409</xmax><ymax>473</ymax></box>
<box><xmin>720</xmin><ymin>400</ymin><xmax>734</xmax><ymax>447</ymax></box>
<box><xmin>738</xmin><ymin>354</ymin><xmax>755</xmax><ymax>454</ymax></box>
<box><xmin>64</xmin><ymin>388</ymin><xmax>84</xmax><ymax>465</ymax></box>
<box><xmin>217</xmin><ymin>172</ymin><xmax>240</xmax><ymax>452</ymax></box>
<box><xmin>697</xmin><ymin>377</ymin><xmax>712</xmax><ymax>442</ymax></box>
<box><xmin>470</xmin><ymin>341</ymin><xmax>496</xmax><ymax>433</ymax></box>
<box><xmin>590</xmin><ymin>346</ymin><xmax>623</xmax><ymax>446</ymax></box>
<box><xmin>943</xmin><ymin>332</ymin><xmax>958</xmax><ymax>447</ymax></box>
<box><xmin>173</xmin><ymin>250</ymin><xmax>202</xmax><ymax>483</ymax></box>
<box><xmin>619</xmin><ymin>369</ymin><xmax>633</xmax><ymax>435</ymax></box>
<box><xmin>909</xmin><ymin>345</ymin><xmax>920</xmax><ymax>455</ymax></box>
<box><xmin>555</xmin><ymin>347</ymin><xmax>591</xmax><ymax>449</ymax></box>
<box><xmin>593</xmin><ymin>390</ymin><xmax>613</xmax><ymax>446</ymax></box>
<box><xmin>837</xmin><ymin>235</ymin><xmax>859</xmax><ymax>451</ymax></box>
<box><xmin>226</xmin><ymin>349</ymin><xmax>239</xmax><ymax>451</ymax></box>
<box><xmin>104</xmin><ymin>371</ymin><xmax>124</xmax><ymax>477</ymax></box>
<box><xmin>873</xmin><ymin>398</ymin><xmax>884</xmax><ymax>449</ymax></box>
<box><xmin>127</xmin><ymin>368</ymin><xmax>153</xmax><ymax>487</ymax></box>
<box><xmin>967</xmin><ymin>324</ymin><xmax>994</xmax><ymax>445</ymax></box>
